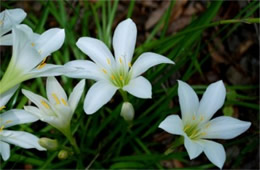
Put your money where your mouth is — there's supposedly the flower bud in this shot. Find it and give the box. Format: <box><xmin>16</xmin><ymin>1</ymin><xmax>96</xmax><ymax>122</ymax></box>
<box><xmin>58</xmin><ymin>150</ymin><xmax>69</xmax><ymax>160</ymax></box>
<box><xmin>38</xmin><ymin>137</ymin><xmax>58</xmax><ymax>151</ymax></box>
<box><xmin>120</xmin><ymin>102</ymin><xmax>135</xmax><ymax>121</ymax></box>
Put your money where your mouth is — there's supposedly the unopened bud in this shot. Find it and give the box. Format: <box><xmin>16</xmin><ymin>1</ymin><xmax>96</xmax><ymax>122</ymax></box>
<box><xmin>58</xmin><ymin>150</ymin><xmax>69</xmax><ymax>160</ymax></box>
<box><xmin>39</xmin><ymin>138</ymin><xmax>58</xmax><ymax>151</ymax></box>
<box><xmin>120</xmin><ymin>102</ymin><xmax>135</xmax><ymax>121</ymax></box>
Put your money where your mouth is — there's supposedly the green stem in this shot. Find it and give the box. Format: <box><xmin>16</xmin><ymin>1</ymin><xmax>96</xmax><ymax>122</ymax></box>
<box><xmin>119</xmin><ymin>89</ymin><xmax>128</xmax><ymax>102</ymax></box>
<box><xmin>63</xmin><ymin>128</ymin><xmax>80</xmax><ymax>154</ymax></box>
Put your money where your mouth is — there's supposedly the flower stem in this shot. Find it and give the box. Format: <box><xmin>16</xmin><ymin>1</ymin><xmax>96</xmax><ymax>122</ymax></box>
<box><xmin>119</xmin><ymin>89</ymin><xmax>128</xmax><ymax>102</ymax></box>
<box><xmin>63</xmin><ymin>128</ymin><xmax>80</xmax><ymax>154</ymax></box>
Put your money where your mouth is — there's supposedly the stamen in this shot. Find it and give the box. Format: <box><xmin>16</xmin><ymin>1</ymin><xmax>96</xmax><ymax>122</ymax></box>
<box><xmin>192</xmin><ymin>116</ymin><xmax>196</xmax><ymax>120</ymax></box>
<box><xmin>111</xmin><ymin>75</ymin><xmax>115</xmax><ymax>80</ymax></box>
<box><xmin>183</xmin><ymin>125</ymin><xmax>190</xmax><ymax>132</ymax></box>
<box><xmin>200</xmin><ymin>116</ymin><xmax>204</xmax><ymax>121</ymax></box>
<box><xmin>128</xmin><ymin>62</ymin><xmax>132</xmax><ymax>68</ymax></box>
<box><xmin>119</xmin><ymin>57</ymin><xmax>123</xmax><ymax>64</ymax></box>
<box><xmin>107</xmin><ymin>58</ymin><xmax>111</xmax><ymax>65</ymax></box>
<box><xmin>52</xmin><ymin>93</ymin><xmax>60</xmax><ymax>104</ymax></box>
<box><xmin>41</xmin><ymin>100</ymin><xmax>50</xmax><ymax>109</ymax></box>
<box><xmin>0</xmin><ymin>105</ymin><xmax>6</xmax><ymax>111</ymax></box>
<box><xmin>102</xmin><ymin>69</ymin><xmax>107</xmax><ymax>74</ymax></box>
<box><xmin>205</xmin><ymin>123</ymin><xmax>210</xmax><ymax>128</ymax></box>
<box><xmin>61</xmin><ymin>98</ymin><xmax>68</xmax><ymax>106</ymax></box>
<box><xmin>0</xmin><ymin>125</ymin><xmax>4</xmax><ymax>132</ymax></box>
<box><xmin>31</xmin><ymin>43</ymin><xmax>35</xmax><ymax>47</ymax></box>
<box><xmin>120</xmin><ymin>75</ymin><xmax>123</xmax><ymax>81</ymax></box>
<box><xmin>37</xmin><ymin>57</ymin><xmax>47</xmax><ymax>69</ymax></box>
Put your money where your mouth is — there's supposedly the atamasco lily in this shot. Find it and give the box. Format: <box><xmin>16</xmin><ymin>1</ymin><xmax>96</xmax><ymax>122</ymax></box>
<box><xmin>159</xmin><ymin>80</ymin><xmax>251</xmax><ymax>169</ymax></box>
<box><xmin>0</xmin><ymin>24</ymin><xmax>68</xmax><ymax>99</ymax></box>
<box><xmin>0</xmin><ymin>109</ymin><xmax>46</xmax><ymax>161</ymax></box>
<box><xmin>0</xmin><ymin>8</ymin><xmax>26</xmax><ymax>45</ymax></box>
<box><xmin>22</xmin><ymin>77</ymin><xmax>85</xmax><ymax>153</ymax></box>
<box><xmin>0</xmin><ymin>84</ymin><xmax>19</xmax><ymax>110</ymax></box>
<box><xmin>65</xmin><ymin>18</ymin><xmax>174</xmax><ymax>114</ymax></box>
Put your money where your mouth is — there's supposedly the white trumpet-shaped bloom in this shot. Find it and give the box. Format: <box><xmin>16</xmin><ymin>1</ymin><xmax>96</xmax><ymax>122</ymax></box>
<box><xmin>0</xmin><ymin>8</ymin><xmax>26</xmax><ymax>45</ymax></box>
<box><xmin>0</xmin><ymin>24</ymin><xmax>68</xmax><ymax>98</ymax></box>
<box><xmin>22</xmin><ymin>77</ymin><xmax>85</xmax><ymax>137</ymax></box>
<box><xmin>65</xmin><ymin>18</ymin><xmax>174</xmax><ymax>114</ymax></box>
<box><xmin>159</xmin><ymin>80</ymin><xmax>251</xmax><ymax>169</ymax></box>
<box><xmin>0</xmin><ymin>109</ymin><xmax>46</xmax><ymax>161</ymax></box>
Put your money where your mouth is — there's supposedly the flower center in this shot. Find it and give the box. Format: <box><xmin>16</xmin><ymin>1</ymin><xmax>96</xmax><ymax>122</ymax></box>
<box><xmin>101</xmin><ymin>57</ymin><xmax>132</xmax><ymax>88</ymax></box>
<box><xmin>183</xmin><ymin>117</ymin><xmax>208</xmax><ymax>140</ymax></box>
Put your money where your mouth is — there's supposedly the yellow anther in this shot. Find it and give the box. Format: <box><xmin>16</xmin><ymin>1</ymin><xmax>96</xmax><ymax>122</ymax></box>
<box><xmin>41</xmin><ymin>100</ymin><xmax>50</xmax><ymax>109</ymax></box>
<box><xmin>192</xmin><ymin>115</ymin><xmax>196</xmax><ymax>120</ymax></box>
<box><xmin>128</xmin><ymin>62</ymin><xmax>132</xmax><ymax>68</ymax></box>
<box><xmin>31</xmin><ymin>43</ymin><xmax>35</xmax><ymax>47</ymax></box>
<box><xmin>0</xmin><ymin>125</ymin><xmax>5</xmax><ymax>132</ymax></box>
<box><xmin>52</xmin><ymin>93</ymin><xmax>60</xmax><ymax>104</ymax></box>
<box><xmin>119</xmin><ymin>57</ymin><xmax>123</xmax><ymax>64</ymax></box>
<box><xmin>5</xmin><ymin>120</ymin><xmax>13</xmax><ymax>124</ymax></box>
<box><xmin>0</xmin><ymin>105</ymin><xmax>6</xmax><ymax>111</ymax></box>
<box><xmin>61</xmin><ymin>98</ymin><xmax>68</xmax><ymax>106</ymax></box>
<box><xmin>110</xmin><ymin>75</ymin><xmax>115</xmax><ymax>80</ymax></box>
<box><xmin>107</xmin><ymin>58</ymin><xmax>111</xmax><ymax>65</ymax></box>
<box><xmin>200</xmin><ymin>116</ymin><xmax>204</xmax><ymax>121</ymax></box>
<box><xmin>102</xmin><ymin>69</ymin><xmax>107</xmax><ymax>74</ymax></box>
<box><xmin>37</xmin><ymin>57</ymin><xmax>47</xmax><ymax>69</ymax></box>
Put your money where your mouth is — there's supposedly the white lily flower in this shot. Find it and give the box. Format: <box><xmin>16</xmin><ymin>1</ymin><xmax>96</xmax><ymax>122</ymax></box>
<box><xmin>22</xmin><ymin>77</ymin><xmax>85</xmax><ymax>139</ymax></box>
<box><xmin>0</xmin><ymin>109</ymin><xmax>46</xmax><ymax>161</ymax></box>
<box><xmin>0</xmin><ymin>24</ymin><xmax>68</xmax><ymax>98</ymax></box>
<box><xmin>65</xmin><ymin>18</ymin><xmax>174</xmax><ymax>114</ymax></box>
<box><xmin>0</xmin><ymin>8</ymin><xmax>26</xmax><ymax>45</ymax></box>
<box><xmin>159</xmin><ymin>80</ymin><xmax>251</xmax><ymax>169</ymax></box>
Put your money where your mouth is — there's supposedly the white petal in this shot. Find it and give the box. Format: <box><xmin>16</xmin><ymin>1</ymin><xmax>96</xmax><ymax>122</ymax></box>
<box><xmin>113</xmin><ymin>18</ymin><xmax>137</xmax><ymax>66</ymax></box>
<box><xmin>0</xmin><ymin>141</ymin><xmax>10</xmax><ymax>161</ymax></box>
<box><xmin>0</xmin><ymin>109</ymin><xmax>38</xmax><ymax>128</ymax></box>
<box><xmin>198</xmin><ymin>80</ymin><xmax>226</xmax><ymax>122</ymax></box>
<box><xmin>131</xmin><ymin>52</ymin><xmax>174</xmax><ymax>78</ymax></box>
<box><xmin>0</xmin><ymin>84</ymin><xmax>19</xmax><ymax>107</ymax></box>
<box><xmin>24</xmin><ymin>106</ymin><xmax>44</xmax><ymax>118</ymax></box>
<box><xmin>2</xmin><ymin>130</ymin><xmax>46</xmax><ymax>151</ymax></box>
<box><xmin>76</xmin><ymin>37</ymin><xmax>115</xmax><ymax>69</ymax></box>
<box><xmin>184</xmin><ymin>136</ymin><xmax>203</xmax><ymax>159</ymax></box>
<box><xmin>46</xmin><ymin>77</ymin><xmax>67</xmax><ymax>105</ymax></box>
<box><xmin>12</xmin><ymin>25</ymin><xmax>42</xmax><ymax>72</ymax></box>
<box><xmin>22</xmin><ymin>89</ymin><xmax>53</xmax><ymax>116</ymax></box>
<box><xmin>159</xmin><ymin>115</ymin><xmax>184</xmax><ymax>135</ymax></box>
<box><xmin>177</xmin><ymin>80</ymin><xmax>199</xmax><ymax>123</ymax></box>
<box><xmin>123</xmin><ymin>76</ymin><xmax>152</xmax><ymax>99</ymax></box>
<box><xmin>64</xmin><ymin>60</ymin><xmax>106</xmax><ymax>81</ymax></box>
<box><xmin>203</xmin><ymin>116</ymin><xmax>251</xmax><ymax>139</ymax></box>
<box><xmin>68</xmin><ymin>79</ymin><xmax>85</xmax><ymax>113</ymax></box>
<box><xmin>201</xmin><ymin>140</ymin><xmax>226</xmax><ymax>169</ymax></box>
<box><xmin>0</xmin><ymin>34</ymin><xmax>12</xmax><ymax>45</ymax></box>
<box><xmin>0</xmin><ymin>8</ymin><xmax>26</xmax><ymax>36</ymax></box>
<box><xmin>34</xmin><ymin>28</ymin><xmax>65</xmax><ymax>58</ymax></box>
<box><xmin>30</xmin><ymin>64</ymin><xmax>70</xmax><ymax>77</ymax></box>
<box><xmin>84</xmin><ymin>81</ymin><xmax>118</xmax><ymax>114</ymax></box>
